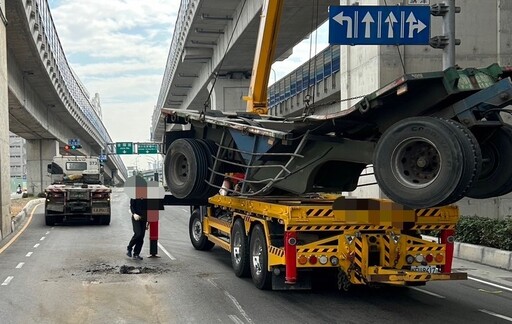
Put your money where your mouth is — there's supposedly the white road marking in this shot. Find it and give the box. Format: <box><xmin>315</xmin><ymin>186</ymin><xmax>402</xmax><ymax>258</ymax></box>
<box><xmin>207</xmin><ymin>279</ymin><xmax>253</xmax><ymax>324</ymax></box>
<box><xmin>45</xmin><ymin>231</ymin><xmax>50</xmax><ymax>235</ymax></box>
<box><xmin>40</xmin><ymin>237</ymin><xmax>46</xmax><ymax>241</ymax></box>
<box><xmin>25</xmin><ymin>252</ymin><xmax>33</xmax><ymax>257</ymax></box>
<box><xmin>157</xmin><ymin>242</ymin><xmax>176</xmax><ymax>260</ymax></box>
<box><xmin>229</xmin><ymin>315</ymin><xmax>245</xmax><ymax>324</ymax></box>
<box><xmin>469</xmin><ymin>276</ymin><xmax>512</xmax><ymax>293</ymax></box>
<box><xmin>33</xmin><ymin>243</ymin><xmax>40</xmax><ymax>248</ymax></box>
<box><xmin>15</xmin><ymin>263</ymin><xmax>24</xmax><ymax>269</ymax></box>
<box><xmin>410</xmin><ymin>287</ymin><xmax>446</xmax><ymax>298</ymax></box>
<box><xmin>181</xmin><ymin>208</ymin><xmax>188</xmax><ymax>213</ymax></box>
<box><xmin>479</xmin><ymin>309</ymin><xmax>512</xmax><ymax>322</ymax></box>
<box><xmin>1</xmin><ymin>276</ymin><xmax>14</xmax><ymax>286</ymax></box>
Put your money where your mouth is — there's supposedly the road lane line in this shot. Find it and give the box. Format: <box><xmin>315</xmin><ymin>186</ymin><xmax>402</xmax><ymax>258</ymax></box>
<box><xmin>33</xmin><ymin>243</ymin><xmax>40</xmax><ymax>248</ymax></box>
<box><xmin>1</xmin><ymin>276</ymin><xmax>14</xmax><ymax>286</ymax></box>
<box><xmin>207</xmin><ymin>279</ymin><xmax>254</xmax><ymax>324</ymax></box>
<box><xmin>45</xmin><ymin>231</ymin><xmax>50</xmax><ymax>235</ymax></box>
<box><xmin>25</xmin><ymin>252</ymin><xmax>33</xmax><ymax>257</ymax></box>
<box><xmin>469</xmin><ymin>276</ymin><xmax>512</xmax><ymax>293</ymax></box>
<box><xmin>0</xmin><ymin>203</ymin><xmax>42</xmax><ymax>255</ymax></box>
<box><xmin>181</xmin><ymin>208</ymin><xmax>188</xmax><ymax>212</ymax></box>
<box><xmin>157</xmin><ymin>242</ymin><xmax>176</xmax><ymax>260</ymax></box>
<box><xmin>15</xmin><ymin>262</ymin><xmax>24</xmax><ymax>269</ymax></box>
<box><xmin>229</xmin><ymin>315</ymin><xmax>244</xmax><ymax>324</ymax></box>
<box><xmin>40</xmin><ymin>237</ymin><xmax>46</xmax><ymax>241</ymax></box>
<box><xmin>479</xmin><ymin>309</ymin><xmax>512</xmax><ymax>322</ymax></box>
<box><xmin>410</xmin><ymin>287</ymin><xmax>446</xmax><ymax>298</ymax></box>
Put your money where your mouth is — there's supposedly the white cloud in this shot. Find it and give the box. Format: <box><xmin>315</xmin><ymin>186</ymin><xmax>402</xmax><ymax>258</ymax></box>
<box><xmin>49</xmin><ymin>0</ymin><xmax>179</xmax><ymax>156</ymax></box>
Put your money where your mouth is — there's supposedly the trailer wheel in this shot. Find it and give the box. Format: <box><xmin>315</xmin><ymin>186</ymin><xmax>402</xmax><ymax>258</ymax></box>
<box><xmin>467</xmin><ymin>125</ymin><xmax>512</xmax><ymax>198</ymax></box>
<box><xmin>249</xmin><ymin>224</ymin><xmax>271</xmax><ymax>290</ymax></box>
<box><xmin>231</xmin><ymin>219</ymin><xmax>250</xmax><ymax>278</ymax></box>
<box><xmin>100</xmin><ymin>215</ymin><xmax>111</xmax><ymax>225</ymax></box>
<box><xmin>165</xmin><ymin>139</ymin><xmax>209</xmax><ymax>199</ymax></box>
<box><xmin>437</xmin><ymin>118</ymin><xmax>482</xmax><ymax>205</ymax></box>
<box><xmin>374</xmin><ymin>117</ymin><xmax>466</xmax><ymax>208</ymax></box>
<box><xmin>197</xmin><ymin>139</ymin><xmax>224</xmax><ymax>198</ymax></box>
<box><xmin>45</xmin><ymin>214</ymin><xmax>55</xmax><ymax>226</ymax></box>
<box><xmin>189</xmin><ymin>209</ymin><xmax>214</xmax><ymax>251</ymax></box>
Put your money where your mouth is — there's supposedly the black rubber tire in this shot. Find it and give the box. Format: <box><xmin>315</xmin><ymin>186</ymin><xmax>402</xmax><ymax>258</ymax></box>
<box><xmin>249</xmin><ymin>224</ymin><xmax>271</xmax><ymax>290</ymax></box>
<box><xmin>45</xmin><ymin>214</ymin><xmax>55</xmax><ymax>226</ymax></box>
<box><xmin>437</xmin><ymin>118</ymin><xmax>482</xmax><ymax>205</ymax></box>
<box><xmin>374</xmin><ymin>117</ymin><xmax>465</xmax><ymax>208</ymax></box>
<box><xmin>164</xmin><ymin>138</ymin><xmax>209</xmax><ymax>199</ymax></box>
<box><xmin>197</xmin><ymin>139</ymin><xmax>224</xmax><ymax>198</ymax></box>
<box><xmin>189</xmin><ymin>209</ymin><xmax>215</xmax><ymax>251</ymax></box>
<box><xmin>231</xmin><ymin>219</ymin><xmax>251</xmax><ymax>278</ymax></box>
<box><xmin>466</xmin><ymin>125</ymin><xmax>512</xmax><ymax>199</ymax></box>
<box><xmin>100</xmin><ymin>215</ymin><xmax>111</xmax><ymax>225</ymax></box>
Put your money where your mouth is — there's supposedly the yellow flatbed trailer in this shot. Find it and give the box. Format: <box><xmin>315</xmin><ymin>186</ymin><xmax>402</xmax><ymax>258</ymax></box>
<box><xmin>189</xmin><ymin>195</ymin><xmax>467</xmax><ymax>290</ymax></box>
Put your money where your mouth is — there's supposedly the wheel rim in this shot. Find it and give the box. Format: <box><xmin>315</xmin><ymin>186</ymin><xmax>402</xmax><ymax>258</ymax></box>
<box><xmin>192</xmin><ymin>218</ymin><xmax>202</xmax><ymax>242</ymax></box>
<box><xmin>391</xmin><ymin>137</ymin><xmax>441</xmax><ymax>189</ymax></box>
<box><xmin>251</xmin><ymin>238</ymin><xmax>263</xmax><ymax>276</ymax></box>
<box><xmin>233</xmin><ymin>232</ymin><xmax>242</xmax><ymax>264</ymax></box>
<box><xmin>174</xmin><ymin>153</ymin><xmax>190</xmax><ymax>185</ymax></box>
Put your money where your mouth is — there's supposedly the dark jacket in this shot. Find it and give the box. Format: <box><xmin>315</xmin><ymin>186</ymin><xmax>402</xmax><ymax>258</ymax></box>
<box><xmin>130</xmin><ymin>198</ymin><xmax>148</xmax><ymax>221</ymax></box>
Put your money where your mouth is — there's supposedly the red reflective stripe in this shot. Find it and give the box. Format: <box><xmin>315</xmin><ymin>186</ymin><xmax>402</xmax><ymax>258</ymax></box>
<box><xmin>285</xmin><ymin>231</ymin><xmax>297</xmax><ymax>284</ymax></box>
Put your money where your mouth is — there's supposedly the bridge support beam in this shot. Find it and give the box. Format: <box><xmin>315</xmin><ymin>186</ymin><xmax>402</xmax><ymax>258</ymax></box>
<box><xmin>207</xmin><ymin>78</ymin><xmax>250</xmax><ymax>112</ymax></box>
<box><xmin>0</xmin><ymin>3</ymin><xmax>10</xmax><ymax>241</ymax></box>
<box><xmin>26</xmin><ymin>139</ymin><xmax>59</xmax><ymax>196</ymax></box>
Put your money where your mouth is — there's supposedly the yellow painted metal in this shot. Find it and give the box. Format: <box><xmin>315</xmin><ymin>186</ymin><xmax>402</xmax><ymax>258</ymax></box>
<box><xmin>244</xmin><ymin>0</ymin><xmax>284</xmax><ymax>115</ymax></box>
<box><xmin>208</xmin><ymin>195</ymin><xmax>459</xmax><ymax>228</ymax></box>
<box><xmin>207</xmin><ymin>235</ymin><xmax>231</xmax><ymax>252</ymax></box>
<box><xmin>207</xmin><ymin>216</ymin><xmax>231</xmax><ymax>236</ymax></box>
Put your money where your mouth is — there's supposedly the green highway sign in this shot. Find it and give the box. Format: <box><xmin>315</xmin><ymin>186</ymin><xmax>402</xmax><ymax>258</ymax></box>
<box><xmin>138</xmin><ymin>143</ymin><xmax>158</xmax><ymax>154</ymax></box>
<box><xmin>116</xmin><ymin>142</ymin><xmax>134</xmax><ymax>154</ymax></box>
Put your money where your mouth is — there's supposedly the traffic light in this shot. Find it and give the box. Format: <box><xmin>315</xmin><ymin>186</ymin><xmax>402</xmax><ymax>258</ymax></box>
<box><xmin>64</xmin><ymin>144</ymin><xmax>82</xmax><ymax>151</ymax></box>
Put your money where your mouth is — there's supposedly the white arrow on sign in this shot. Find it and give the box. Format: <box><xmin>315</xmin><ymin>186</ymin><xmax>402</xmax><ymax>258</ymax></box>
<box><xmin>333</xmin><ymin>11</ymin><xmax>353</xmax><ymax>38</ymax></box>
<box><xmin>406</xmin><ymin>12</ymin><xmax>427</xmax><ymax>38</ymax></box>
<box><xmin>361</xmin><ymin>12</ymin><xmax>374</xmax><ymax>38</ymax></box>
<box><xmin>384</xmin><ymin>12</ymin><xmax>398</xmax><ymax>38</ymax></box>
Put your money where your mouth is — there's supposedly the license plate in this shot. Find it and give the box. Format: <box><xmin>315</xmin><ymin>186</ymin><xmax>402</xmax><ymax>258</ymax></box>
<box><xmin>92</xmin><ymin>207</ymin><xmax>109</xmax><ymax>214</ymax></box>
<box><xmin>411</xmin><ymin>265</ymin><xmax>439</xmax><ymax>274</ymax></box>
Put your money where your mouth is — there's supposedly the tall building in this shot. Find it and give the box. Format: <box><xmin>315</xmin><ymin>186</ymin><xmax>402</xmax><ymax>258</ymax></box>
<box><xmin>9</xmin><ymin>132</ymin><xmax>26</xmax><ymax>191</ymax></box>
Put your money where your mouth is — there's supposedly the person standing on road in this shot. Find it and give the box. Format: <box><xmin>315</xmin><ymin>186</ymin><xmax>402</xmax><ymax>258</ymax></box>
<box><xmin>127</xmin><ymin>198</ymin><xmax>148</xmax><ymax>260</ymax></box>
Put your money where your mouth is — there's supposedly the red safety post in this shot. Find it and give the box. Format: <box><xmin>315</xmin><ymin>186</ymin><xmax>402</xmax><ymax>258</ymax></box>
<box><xmin>440</xmin><ymin>229</ymin><xmax>454</xmax><ymax>273</ymax></box>
<box><xmin>284</xmin><ymin>231</ymin><xmax>297</xmax><ymax>284</ymax></box>
<box><xmin>148</xmin><ymin>209</ymin><xmax>160</xmax><ymax>257</ymax></box>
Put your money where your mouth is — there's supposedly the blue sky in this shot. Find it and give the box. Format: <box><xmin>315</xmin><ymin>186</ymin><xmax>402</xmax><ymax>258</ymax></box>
<box><xmin>48</xmin><ymin>0</ymin><xmax>328</xmax><ymax>169</ymax></box>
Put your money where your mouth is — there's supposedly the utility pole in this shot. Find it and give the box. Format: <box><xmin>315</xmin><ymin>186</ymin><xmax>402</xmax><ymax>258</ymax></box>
<box><xmin>430</xmin><ymin>0</ymin><xmax>461</xmax><ymax>69</ymax></box>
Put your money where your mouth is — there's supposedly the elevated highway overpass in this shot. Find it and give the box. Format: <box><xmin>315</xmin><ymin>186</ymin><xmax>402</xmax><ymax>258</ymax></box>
<box><xmin>1</xmin><ymin>1</ymin><xmax>127</xmax><ymax>239</ymax></box>
<box><xmin>6</xmin><ymin>0</ymin><xmax>127</xmax><ymax>187</ymax></box>
<box><xmin>151</xmin><ymin>0</ymin><xmax>338</xmax><ymax>142</ymax></box>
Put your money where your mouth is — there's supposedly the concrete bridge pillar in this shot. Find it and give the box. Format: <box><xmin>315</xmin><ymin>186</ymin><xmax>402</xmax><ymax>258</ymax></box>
<box><xmin>26</xmin><ymin>139</ymin><xmax>59</xmax><ymax>195</ymax></box>
<box><xmin>0</xmin><ymin>2</ymin><xmax>9</xmax><ymax>240</ymax></box>
<box><xmin>207</xmin><ymin>78</ymin><xmax>250</xmax><ymax>113</ymax></box>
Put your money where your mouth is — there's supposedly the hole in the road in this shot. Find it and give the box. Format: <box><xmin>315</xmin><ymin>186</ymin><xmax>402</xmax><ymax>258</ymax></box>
<box><xmin>84</xmin><ymin>263</ymin><xmax>170</xmax><ymax>275</ymax></box>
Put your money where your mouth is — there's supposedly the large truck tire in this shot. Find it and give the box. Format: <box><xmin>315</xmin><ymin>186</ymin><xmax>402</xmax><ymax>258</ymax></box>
<box><xmin>374</xmin><ymin>117</ymin><xmax>470</xmax><ymax>208</ymax></box>
<box><xmin>231</xmin><ymin>218</ymin><xmax>250</xmax><ymax>278</ymax></box>
<box><xmin>197</xmin><ymin>139</ymin><xmax>224</xmax><ymax>199</ymax></box>
<box><xmin>45</xmin><ymin>214</ymin><xmax>55</xmax><ymax>226</ymax></box>
<box><xmin>249</xmin><ymin>224</ymin><xmax>271</xmax><ymax>290</ymax></box>
<box><xmin>100</xmin><ymin>215</ymin><xmax>111</xmax><ymax>225</ymax></box>
<box><xmin>466</xmin><ymin>125</ymin><xmax>512</xmax><ymax>198</ymax></box>
<box><xmin>437</xmin><ymin>119</ymin><xmax>482</xmax><ymax>205</ymax></box>
<box><xmin>164</xmin><ymin>139</ymin><xmax>209</xmax><ymax>199</ymax></box>
<box><xmin>189</xmin><ymin>209</ymin><xmax>214</xmax><ymax>251</ymax></box>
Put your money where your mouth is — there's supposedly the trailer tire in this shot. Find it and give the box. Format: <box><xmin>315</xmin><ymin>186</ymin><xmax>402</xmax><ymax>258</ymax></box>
<box><xmin>165</xmin><ymin>139</ymin><xmax>209</xmax><ymax>199</ymax></box>
<box><xmin>437</xmin><ymin>118</ymin><xmax>482</xmax><ymax>205</ymax></box>
<box><xmin>100</xmin><ymin>215</ymin><xmax>111</xmax><ymax>225</ymax></box>
<box><xmin>45</xmin><ymin>214</ymin><xmax>55</xmax><ymax>226</ymax></box>
<box><xmin>374</xmin><ymin>117</ymin><xmax>465</xmax><ymax>208</ymax></box>
<box><xmin>197</xmin><ymin>139</ymin><xmax>224</xmax><ymax>198</ymax></box>
<box><xmin>467</xmin><ymin>125</ymin><xmax>512</xmax><ymax>198</ymax></box>
<box><xmin>189</xmin><ymin>209</ymin><xmax>214</xmax><ymax>251</ymax></box>
<box><xmin>249</xmin><ymin>224</ymin><xmax>271</xmax><ymax>290</ymax></box>
<box><xmin>231</xmin><ymin>219</ymin><xmax>250</xmax><ymax>278</ymax></box>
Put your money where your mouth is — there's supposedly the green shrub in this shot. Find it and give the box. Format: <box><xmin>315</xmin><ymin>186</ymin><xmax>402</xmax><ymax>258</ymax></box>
<box><xmin>455</xmin><ymin>215</ymin><xmax>512</xmax><ymax>251</ymax></box>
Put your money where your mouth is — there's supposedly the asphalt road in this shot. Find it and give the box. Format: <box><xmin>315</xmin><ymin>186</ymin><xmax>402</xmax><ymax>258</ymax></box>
<box><xmin>1</xmin><ymin>188</ymin><xmax>512</xmax><ymax>324</ymax></box>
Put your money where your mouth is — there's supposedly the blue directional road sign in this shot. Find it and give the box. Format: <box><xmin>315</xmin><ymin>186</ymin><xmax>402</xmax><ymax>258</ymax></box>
<box><xmin>329</xmin><ymin>6</ymin><xmax>431</xmax><ymax>45</ymax></box>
